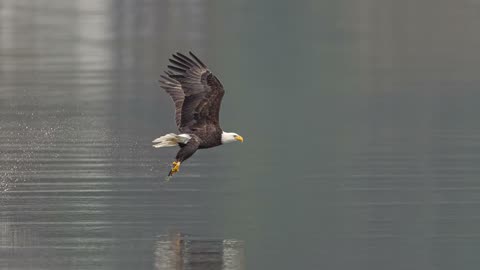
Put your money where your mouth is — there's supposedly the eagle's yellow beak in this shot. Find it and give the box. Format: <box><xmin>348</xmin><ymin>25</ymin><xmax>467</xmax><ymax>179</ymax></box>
<box><xmin>234</xmin><ymin>135</ymin><xmax>244</xmax><ymax>142</ymax></box>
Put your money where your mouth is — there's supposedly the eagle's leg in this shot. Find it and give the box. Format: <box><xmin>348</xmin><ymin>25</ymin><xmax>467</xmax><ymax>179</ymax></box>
<box><xmin>168</xmin><ymin>161</ymin><xmax>181</xmax><ymax>176</ymax></box>
<box><xmin>167</xmin><ymin>139</ymin><xmax>199</xmax><ymax>176</ymax></box>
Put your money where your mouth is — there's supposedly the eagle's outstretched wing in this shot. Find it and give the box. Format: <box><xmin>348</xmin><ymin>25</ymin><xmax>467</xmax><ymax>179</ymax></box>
<box><xmin>159</xmin><ymin>52</ymin><xmax>225</xmax><ymax>133</ymax></box>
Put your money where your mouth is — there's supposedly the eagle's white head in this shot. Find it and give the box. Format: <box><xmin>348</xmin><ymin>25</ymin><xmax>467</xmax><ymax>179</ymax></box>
<box><xmin>221</xmin><ymin>132</ymin><xmax>244</xmax><ymax>144</ymax></box>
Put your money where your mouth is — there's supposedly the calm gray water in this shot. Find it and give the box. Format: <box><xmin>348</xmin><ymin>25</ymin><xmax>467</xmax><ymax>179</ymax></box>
<box><xmin>2</xmin><ymin>1</ymin><xmax>480</xmax><ymax>269</ymax></box>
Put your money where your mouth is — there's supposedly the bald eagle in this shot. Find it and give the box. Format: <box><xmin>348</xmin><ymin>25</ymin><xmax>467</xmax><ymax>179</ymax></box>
<box><xmin>153</xmin><ymin>52</ymin><xmax>244</xmax><ymax>176</ymax></box>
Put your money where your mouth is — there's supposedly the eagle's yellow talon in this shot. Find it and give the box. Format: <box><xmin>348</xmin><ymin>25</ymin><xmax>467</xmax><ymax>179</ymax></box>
<box><xmin>172</xmin><ymin>161</ymin><xmax>180</xmax><ymax>172</ymax></box>
<box><xmin>169</xmin><ymin>161</ymin><xmax>181</xmax><ymax>176</ymax></box>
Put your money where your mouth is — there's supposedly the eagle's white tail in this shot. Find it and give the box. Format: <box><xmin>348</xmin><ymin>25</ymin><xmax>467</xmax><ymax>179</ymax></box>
<box><xmin>152</xmin><ymin>133</ymin><xmax>191</xmax><ymax>148</ymax></box>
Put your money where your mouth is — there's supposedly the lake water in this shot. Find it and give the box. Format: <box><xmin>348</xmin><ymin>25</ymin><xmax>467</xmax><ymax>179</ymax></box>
<box><xmin>1</xmin><ymin>0</ymin><xmax>480</xmax><ymax>269</ymax></box>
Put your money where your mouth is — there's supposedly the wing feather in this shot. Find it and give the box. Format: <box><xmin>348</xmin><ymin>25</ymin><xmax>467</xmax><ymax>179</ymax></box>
<box><xmin>168</xmin><ymin>59</ymin><xmax>190</xmax><ymax>70</ymax></box>
<box><xmin>171</xmin><ymin>54</ymin><xmax>193</xmax><ymax>67</ymax></box>
<box><xmin>167</xmin><ymin>65</ymin><xmax>186</xmax><ymax>73</ymax></box>
<box><xmin>189</xmin><ymin>51</ymin><xmax>208</xmax><ymax>68</ymax></box>
<box><xmin>176</xmin><ymin>52</ymin><xmax>201</xmax><ymax>68</ymax></box>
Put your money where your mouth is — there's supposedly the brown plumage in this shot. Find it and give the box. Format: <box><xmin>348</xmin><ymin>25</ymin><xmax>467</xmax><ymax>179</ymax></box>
<box><xmin>155</xmin><ymin>52</ymin><xmax>243</xmax><ymax>177</ymax></box>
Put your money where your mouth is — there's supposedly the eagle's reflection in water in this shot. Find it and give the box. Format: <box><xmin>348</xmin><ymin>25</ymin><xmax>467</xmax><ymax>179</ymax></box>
<box><xmin>154</xmin><ymin>232</ymin><xmax>245</xmax><ymax>270</ymax></box>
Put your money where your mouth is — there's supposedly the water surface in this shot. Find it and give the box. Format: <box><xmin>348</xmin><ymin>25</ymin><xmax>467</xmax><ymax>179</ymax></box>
<box><xmin>1</xmin><ymin>0</ymin><xmax>480</xmax><ymax>269</ymax></box>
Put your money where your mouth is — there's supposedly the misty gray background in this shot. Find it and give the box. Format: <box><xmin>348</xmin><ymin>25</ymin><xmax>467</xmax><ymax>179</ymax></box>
<box><xmin>1</xmin><ymin>0</ymin><xmax>480</xmax><ymax>269</ymax></box>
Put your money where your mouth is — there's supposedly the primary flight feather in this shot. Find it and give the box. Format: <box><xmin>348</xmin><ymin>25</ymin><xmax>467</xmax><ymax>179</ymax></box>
<box><xmin>153</xmin><ymin>52</ymin><xmax>244</xmax><ymax>176</ymax></box>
